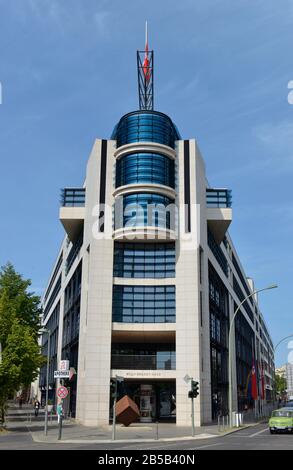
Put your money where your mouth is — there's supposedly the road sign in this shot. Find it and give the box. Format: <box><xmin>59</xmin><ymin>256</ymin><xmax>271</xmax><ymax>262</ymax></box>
<box><xmin>59</xmin><ymin>360</ymin><xmax>69</xmax><ymax>371</ymax></box>
<box><xmin>57</xmin><ymin>403</ymin><xmax>63</xmax><ymax>416</ymax></box>
<box><xmin>57</xmin><ymin>386</ymin><xmax>68</xmax><ymax>399</ymax></box>
<box><xmin>54</xmin><ymin>370</ymin><xmax>70</xmax><ymax>379</ymax></box>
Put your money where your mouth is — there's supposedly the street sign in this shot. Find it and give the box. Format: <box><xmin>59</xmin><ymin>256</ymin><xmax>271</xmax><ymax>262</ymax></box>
<box><xmin>57</xmin><ymin>386</ymin><xmax>68</xmax><ymax>399</ymax></box>
<box><xmin>59</xmin><ymin>360</ymin><xmax>70</xmax><ymax>371</ymax></box>
<box><xmin>57</xmin><ymin>403</ymin><xmax>63</xmax><ymax>416</ymax></box>
<box><xmin>54</xmin><ymin>370</ymin><xmax>70</xmax><ymax>379</ymax></box>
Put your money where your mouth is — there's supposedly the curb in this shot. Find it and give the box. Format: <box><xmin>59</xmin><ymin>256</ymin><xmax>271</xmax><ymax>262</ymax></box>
<box><xmin>31</xmin><ymin>423</ymin><xmax>264</xmax><ymax>444</ymax></box>
<box><xmin>31</xmin><ymin>433</ymin><xmax>218</xmax><ymax>444</ymax></box>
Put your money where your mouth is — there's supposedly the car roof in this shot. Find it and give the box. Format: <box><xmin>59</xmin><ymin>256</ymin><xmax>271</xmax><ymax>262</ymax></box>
<box><xmin>274</xmin><ymin>408</ymin><xmax>293</xmax><ymax>412</ymax></box>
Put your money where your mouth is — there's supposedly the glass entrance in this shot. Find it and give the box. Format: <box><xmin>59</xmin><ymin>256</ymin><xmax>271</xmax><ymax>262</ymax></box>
<box><xmin>110</xmin><ymin>380</ymin><xmax>176</xmax><ymax>422</ymax></box>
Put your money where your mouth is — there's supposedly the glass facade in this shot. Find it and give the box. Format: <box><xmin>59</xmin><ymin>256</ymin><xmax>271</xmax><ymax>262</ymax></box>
<box><xmin>39</xmin><ymin>301</ymin><xmax>60</xmax><ymax>401</ymax></box>
<box><xmin>62</xmin><ymin>262</ymin><xmax>82</xmax><ymax>418</ymax></box>
<box><xmin>111</xmin><ymin>343</ymin><xmax>176</xmax><ymax>370</ymax></box>
<box><xmin>113</xmin><ymin>242</ymin><xmax>175</xmax><ymax>278</ymax></box>
<box><xmin>112</xmin><ymin>285</ymin><xmax>176</xmax><ymax>323</ymax></box>
<box><xmin>209</xmin><ymin>263</ymin><xmax>229</xmax><ymax>419</ymax></box>
<box><xmin>235</xmin><ymin>305</ymin><xmax>255</xmax><ymax>412</ymax></box>
<box><xmin>115</xmin><ymin>193</ymin><xmax>174</xmax><ymax>230</ymax></box>
<box><xmin>112</xmin><ymin>110</ymin><xmax>180</xmax><ymax>149</ymax></box>
<box><xmin>116</xmin><ymin>153</ymin><xmax>175</xmax><ymax>188</ymax></box>
<box><xmin>112</xmin><ymin>110</ymin><xmax>177</xmax><ymax>343</ymax></box>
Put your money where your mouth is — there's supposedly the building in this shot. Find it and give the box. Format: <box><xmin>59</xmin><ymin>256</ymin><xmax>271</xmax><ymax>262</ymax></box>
<box><xmin>275</xmin><ymin>365</ymin><xmax>286</xmax><ymax>379</ymax></box>
<box><xmin>285</xmin><ymin>363</ymin><xmax>293</xmax><ymax>399</ymax></box>
<box><xmin>39</xmin><ymin>38</ymin><xmax>275</xmax><ymax>426</ymax></box>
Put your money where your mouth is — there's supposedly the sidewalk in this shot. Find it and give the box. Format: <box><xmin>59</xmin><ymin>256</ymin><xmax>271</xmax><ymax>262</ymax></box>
<box><xmin>6</xmin><ymin>403</ymin><xmax>263</xmax><ymax>444</ymax></box>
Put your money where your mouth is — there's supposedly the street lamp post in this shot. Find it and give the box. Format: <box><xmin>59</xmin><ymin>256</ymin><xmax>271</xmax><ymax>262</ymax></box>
<box><xmin>228</xmin><ymin>284</ymin><xmax>277</xmax><ymax>427</ymax></box>
<box><xmin>273</xmin><ymin>334</ymin><xmax>293</xmax><ymax>403</ymax></box>
<box><xmin>274</xmin><ymin>335</ymin><xmax>293</xmax><ymax>353</ymax></box>
<box><xmin>41</xmin><ymin>328</ymin><xmax>51</xmax><ymax>436</ymax></box>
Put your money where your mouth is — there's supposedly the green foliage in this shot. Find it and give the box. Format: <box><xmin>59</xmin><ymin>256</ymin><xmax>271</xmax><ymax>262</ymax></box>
<box><xmin>275</xmin><ymin>374</ymin><xmax>287</xmax><ymax>394</ymax></box>
<box><xmin>0</xmin><ymin>263</ymin><xmax>44</xmax><ymax>425</ymax></box>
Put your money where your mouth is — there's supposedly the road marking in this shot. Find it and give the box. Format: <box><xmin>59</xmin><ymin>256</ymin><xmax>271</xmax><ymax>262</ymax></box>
<box><xmin>193</xmin><ymin>442</ymin><xmax>223</xmax><ymax>450</ymax></box>
<box><xmin>249</xmin><ymin>427</ymin><xmax>268</xmax><ymax>438</ymax></box>
<box><xmin>147</xmin><ymin>441</ymin><xmax>188</xmax><ymax>450</ymax></box>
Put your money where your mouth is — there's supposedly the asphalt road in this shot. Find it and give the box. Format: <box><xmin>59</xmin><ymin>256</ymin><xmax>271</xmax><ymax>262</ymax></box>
<box><xmin>0</xmin><ymin>422</ymin><xmax>293</xmax><ymax>450</ymax></box>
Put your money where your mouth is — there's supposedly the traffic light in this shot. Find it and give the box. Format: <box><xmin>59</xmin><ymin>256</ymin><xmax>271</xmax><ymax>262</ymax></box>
<box><xmin>110</xmin><ymin>379</ymin><xmax>117</xmax><ymax>399</ymax></box>
<box><xmin>110</xmin><ymin>376</ymin><xmax>124</xmax><ymax>400</ymax></box>
<box><xmin>188</xmin><ymin>380</ymin><xmax>199</xmax><ymax>399</ymax></box>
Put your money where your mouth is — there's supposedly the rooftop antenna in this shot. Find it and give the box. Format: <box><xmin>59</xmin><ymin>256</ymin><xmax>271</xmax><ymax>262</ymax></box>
<box><xmin>137</xmin><ymin>20</ymin><xmax>154</xmax><ymax>110</ymax></box>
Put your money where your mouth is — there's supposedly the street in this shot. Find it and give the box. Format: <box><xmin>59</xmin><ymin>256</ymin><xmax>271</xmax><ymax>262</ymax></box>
<box><xmin>0</xmin><ymin>421</ymin><xmax>293</xmax><ymax>451</ymax></box>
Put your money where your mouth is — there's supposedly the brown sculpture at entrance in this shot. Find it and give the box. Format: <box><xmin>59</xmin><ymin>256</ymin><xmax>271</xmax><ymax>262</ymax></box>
<box><xmin>116</xmin><ymin>395</ymin><xmax>140</xmax><ymax>426</ymax></box>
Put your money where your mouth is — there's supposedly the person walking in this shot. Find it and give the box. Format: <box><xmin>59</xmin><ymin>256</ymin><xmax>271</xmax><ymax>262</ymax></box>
<box><xmin>34</xmin><ymin>399</ymin><xmax>40</xmax><ymax>417</ymax></box>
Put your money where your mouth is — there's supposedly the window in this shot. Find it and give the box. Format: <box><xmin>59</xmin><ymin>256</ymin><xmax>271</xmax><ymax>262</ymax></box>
<box><xmin>112</xmin><ymin>111</ymin><xmax>180</xmax><ymax>149</ymax></box>
<box><xmin>116</xmin><ymin>153</ymin><xmax>175</xmax><ymax>188</ymax></box>
<box><xmin>113</xmin><ymin>242</ymin><xmax>175</xmax><ymax>278</ymax></box>
<box><xmin>115</xmin><ymin>193</ymin><xmax>175</xmax><ymax>230</ymax></box>
<box><xmin>112</xmin><ymin>285</ymin><xmax>176</xmax><ymax>323</ymax></box>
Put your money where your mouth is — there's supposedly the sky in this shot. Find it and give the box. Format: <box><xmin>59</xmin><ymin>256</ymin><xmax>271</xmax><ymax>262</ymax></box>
<box><xmin>0</xmin><ymin>0</ymin><xmax>292</xmax><ymax>366</ymax></box>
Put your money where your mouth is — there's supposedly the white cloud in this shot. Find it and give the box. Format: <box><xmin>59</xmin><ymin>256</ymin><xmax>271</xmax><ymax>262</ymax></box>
<box><xmin>8</xmin><ymin>0</ymin><xmax>110</xmax><ymax>37</ymax></box>
<box><xmin>253</xmin><ymin>120</ymin><xmax>293</xmax><ymax>149</ymax></box>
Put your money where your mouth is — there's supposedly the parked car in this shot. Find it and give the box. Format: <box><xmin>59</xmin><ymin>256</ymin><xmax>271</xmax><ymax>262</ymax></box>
<box><xmin>284</xmin><ymin>401</ymin><xmax>293</xmax><ymax>408</ymax></box>
<box><xmin>269</xmin><ymin>409</ymin><xmax>293</xmax><ymax>434</ymax></box>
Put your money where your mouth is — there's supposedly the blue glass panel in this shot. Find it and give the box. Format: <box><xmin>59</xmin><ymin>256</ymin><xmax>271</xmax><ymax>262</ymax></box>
<box><xmin>111</xmin><ymin>111</ymin><xmax>181</xmax><ymax>149</ymax></box>
<box><xmin>115</xmin><ymin>193</ymin><xmax>174</xmax><ymax>230</ymax></box>
<box><xmin>116</xmin><ymin>152</ymin><xmax>175</xmax><ymax>188</ymax></box>
<box><xmin>112</xmin><ymin>285</ymin><xmax>176</xmax><ymax>323</ymax></box>
<box><xmin>113</xmin><ymin>242</ymin><xmax>175</xmax><ymax>279</ymax></box>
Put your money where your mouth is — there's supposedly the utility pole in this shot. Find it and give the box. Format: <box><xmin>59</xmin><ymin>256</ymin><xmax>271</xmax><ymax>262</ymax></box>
<box><xmin>228</xmin><ymin>284</ymin><xmax>277</xmax><ymax>427</ymax></box>
<box><xmin>185</xmin><ymin>376</ymin><xmax>199</xmax><ymax>437</ymax></box>
<box><xmin>40</xmin><ymin>328</ymin><xmax>51</xmax><ymax>436</ymax></box>
<box><xmin>111</xmin><ymin>375</ymin><xmax>124</xmax><ymax>441</ymax></box>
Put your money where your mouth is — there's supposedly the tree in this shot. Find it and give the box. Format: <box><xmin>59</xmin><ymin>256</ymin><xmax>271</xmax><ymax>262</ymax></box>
<box><xmin>0</xmin><ymin>263</ymin><xmax>44</xmax><ymax>426</ymax></box>
<box><xmin>275</xmin><ymin>374</ymin><xmax>287</xmax><ymax>395</ymax></box>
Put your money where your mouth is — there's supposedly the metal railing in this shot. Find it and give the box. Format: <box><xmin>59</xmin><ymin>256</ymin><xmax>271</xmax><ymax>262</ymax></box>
<box><xmin>111</xmin><ymin>354</ymin><xmax>175</xmax><ymax>370</ymax></box>
<box><xmin>206</xmin><ymin>188</ymin><xmax>232</xmax><ymax>208</ymax></box>
<box><xmin>60</xmin><ymin>188</ymin><xmax>85</xmax><ymax>207</ymax></box>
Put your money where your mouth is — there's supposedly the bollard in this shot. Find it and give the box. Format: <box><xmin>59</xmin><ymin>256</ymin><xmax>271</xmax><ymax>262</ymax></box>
<box><xmin>155</xmin><ymin>421</ymin><xmax>159</xmax><ymax>440</ymax></box>
<box><xmin>218</xmin><ymin>415</ymin><xmax>220</xmax><ymax>432</ymax></box>
<box><xmin>58</xmin><ymin>415</ymin><xmax>63</xmax><ymax>440</ymax></box>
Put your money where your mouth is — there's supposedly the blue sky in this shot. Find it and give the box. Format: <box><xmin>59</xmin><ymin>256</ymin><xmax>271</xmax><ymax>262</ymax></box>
<box><xmin>0</xmin><ymin>0</ymin><xmax>292</xmax><ymax>366</ymax></box>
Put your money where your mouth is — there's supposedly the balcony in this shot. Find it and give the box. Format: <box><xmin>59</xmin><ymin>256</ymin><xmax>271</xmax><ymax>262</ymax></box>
<box><xmin>206</xmin><ymin>188</ymin><xmax>232</xmax><ymax>244</ymax></box>
<box><xmin>59</xmin><ymin>188</ymin><xmax>85</xmax><ymax>241</ymax></box>
<box><xmin>111</xmin><ymin>353</ymin><xmax>175</xmax><ymax>371</ymax></box>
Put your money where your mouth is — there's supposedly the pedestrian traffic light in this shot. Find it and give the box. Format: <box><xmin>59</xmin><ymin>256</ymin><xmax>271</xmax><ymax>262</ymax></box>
<box><xmin>188</xmin><ymin>380</ymin><xmax>199</xmax><ymax>399</ymax></box>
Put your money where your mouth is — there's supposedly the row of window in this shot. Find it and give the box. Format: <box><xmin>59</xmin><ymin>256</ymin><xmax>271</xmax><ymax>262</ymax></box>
<box><xmin>207</xmin><ymin>229</ymin><xmax>228</xmax><ymax>277</ymax></box>
<box><xmin>115</xmin><ymin>193</ymin><xmax>175</xmax><ymax>230</ymax></box>
<box><xmin>64</xmin><ymin>262</ymin><xmax>82</xmax><ymax>314</ymax></box>
<box><xmin>43</xmin><ymin>274</ymin><xmax>61</xmax><ymax>320</ymax></box>
<box><xmin>113</xmin><ymin>242</ymin><xmax>175</xmax><ymax>278</ymax></box>
<box><xmin>112</xmin><ymin>285</ymin><xmax>176</xmax><ymax>323</ymax></box>
<box><xmin>112</xmin><ymin>112</ymin><xmax>180</xmax><ymax>149</ymax></box>
<box><xmin>44</xmin><ymin>253</ymin><xmax>63</xmax><ymax>301</ymax></box>
<box><xmin>233</xmin><ymin>276</ymin><xmax>254</xmax><ymax>323</ymax></box>
<box><xmin>62</xmin><ymin>300</ymin><xmax>80</xmax><ymax>348</ymax></box>
<box><xmin>116</xmin><ymin>153</ymin><xmax>175</xmax><ymax>188</ymax></box>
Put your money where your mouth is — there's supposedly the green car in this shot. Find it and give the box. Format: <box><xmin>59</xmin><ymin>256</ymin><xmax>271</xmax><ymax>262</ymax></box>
<box><xmin>269</xmin><ymin>409</ymin><xmax>293</xmax><ymax>434</ymax></box>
